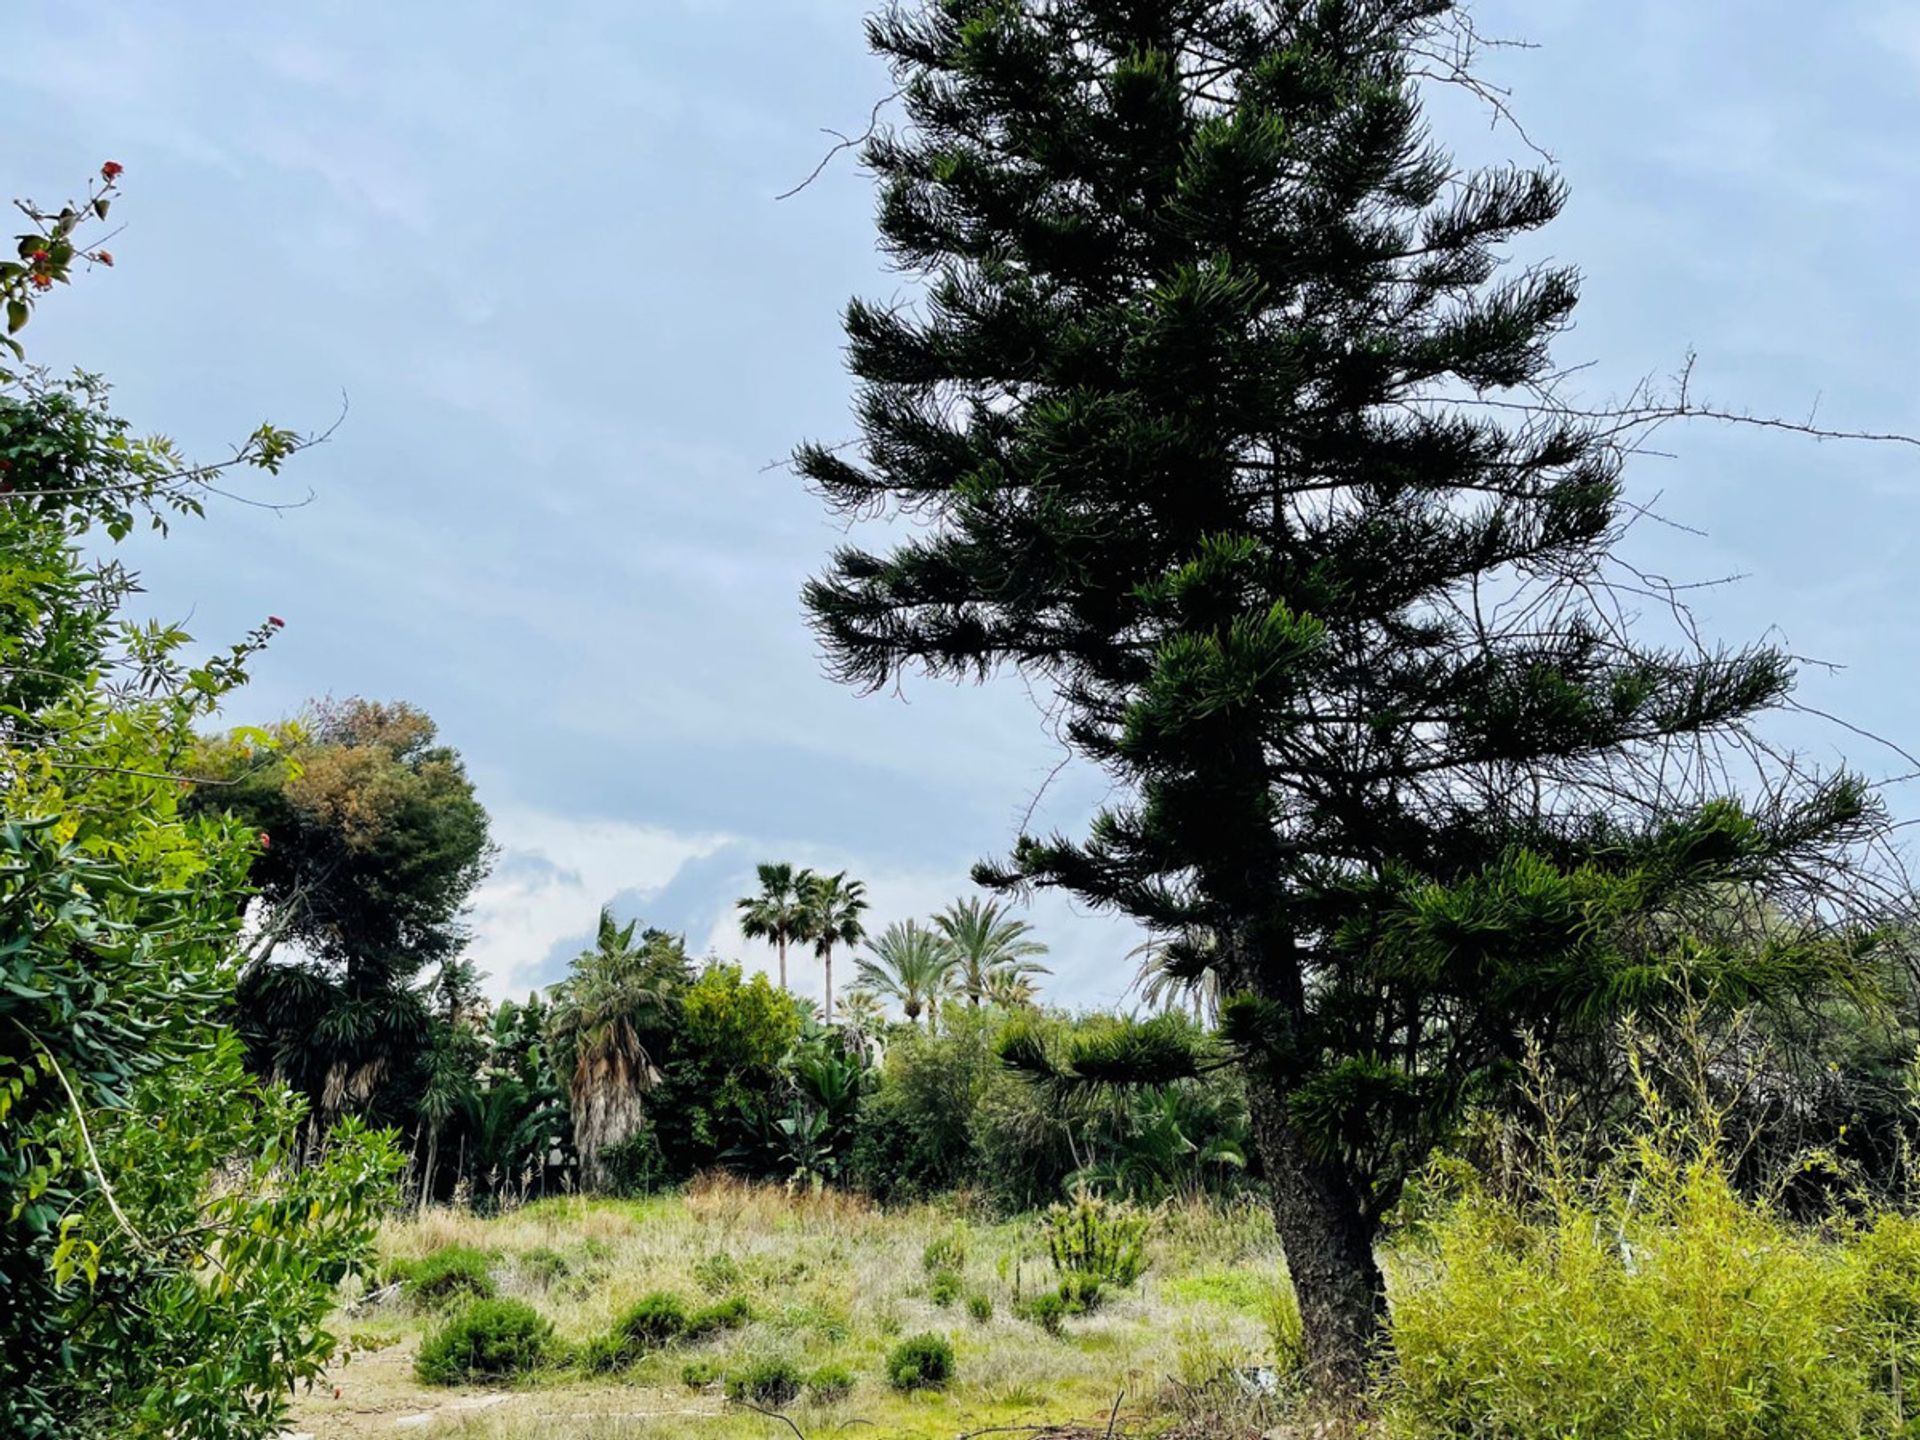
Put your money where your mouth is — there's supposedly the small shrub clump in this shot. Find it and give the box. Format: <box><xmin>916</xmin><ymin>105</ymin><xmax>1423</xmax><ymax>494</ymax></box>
<box><xmin>404</xmin><ymin>1245</ymin><xmax>496</xmax><ymax>1308</ymax></box>
<box><xmin>727</xmin><ymin>1356</ymin><xmax>804</xmax><ymax>1408</ymax></box>
<box><xmin>1016</xmin><ymin>1291</ymin><xmax>1067</xmax><ymax>1335</ymax></box>
<box><xmin>681</xmin><ymin>1357</ymin><xmax>724</xmax><ymax>1389</ymax></box>
<box><xmin>808</xmin><ymin>1363</ymin><xmax>857</xmax><ymax>1403</ymax></box>
<box><xmin>414</xmin><ymin>1298</ymin><xmax>553</xmax><ymax>1385</ymax></box>
<box><xmin>616</xmin><ymin>1291</ymin><xmax>690</xmax><ymax>1348</ymax></box>
<box><xmin>966</xmin><ymin>1291</ymin><xmax>993</xmax><ymax>1323</ymax></box>
<box><xmin>1056</xmin><ymin>1270</ymin><xmax>1104</xmax><ymax>1314</ymax></box>
<box><xmin>1042</xmin><ymin>1189</ymin><xmax>1149</xmax><ymax>1287</ymax></box>
<box><xmin>928</xmin><ymin>1268</ymin><xmax>964</xmax><ymax>1308</ymax></box>
<box><xmin>688</xmin><ymin>1294</ymin><xmax>752</xmax><ymax>1337</ymax></box>
<box><xmin>887</xmin><ymin>1332</ymin><xmax>955</xmax><ymax>1391</ymax></box>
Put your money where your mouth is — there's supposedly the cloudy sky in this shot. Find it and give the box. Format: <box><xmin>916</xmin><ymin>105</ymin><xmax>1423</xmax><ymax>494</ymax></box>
<box><xmin>8</xmin><ymin>2</ymin><xmax>1920</xmax><ymax>1007</ymax></box>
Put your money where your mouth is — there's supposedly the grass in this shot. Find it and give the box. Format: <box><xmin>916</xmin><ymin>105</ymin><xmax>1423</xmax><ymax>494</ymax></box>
<box><xmin>292</xmin><ymin>1175</ymin><xmax>1287</xmax><ymax>1439</ymax></box>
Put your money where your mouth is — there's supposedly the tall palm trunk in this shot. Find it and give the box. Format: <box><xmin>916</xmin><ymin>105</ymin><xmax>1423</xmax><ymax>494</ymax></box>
<box><xmin>822</xmin><ymin>942</ymin><xmax>834</xmax><ymax>1021</ymax></box>
<box><xmin>777</xmin><ymin>936</ymin><xmax>788</xmax><ymax>992</ymax></box>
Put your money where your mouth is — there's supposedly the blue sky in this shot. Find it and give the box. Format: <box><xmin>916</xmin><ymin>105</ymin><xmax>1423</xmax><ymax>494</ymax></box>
<box><xmin>8</xmin><ymin>2</ymin><xmax>1920</xmax><ymax>1007</ymax></box>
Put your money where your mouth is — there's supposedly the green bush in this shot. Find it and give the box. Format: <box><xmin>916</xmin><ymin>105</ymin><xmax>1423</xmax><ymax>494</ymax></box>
<box><xmin>681</xmin><ymin>1357</ymin><xmax>724</xmax><ymax>1389</ymax></box>
<box><xmin>1056</xmin><ymin>1270</ymin><xmax>1103</xmax><ymax>1314</ymax></box>
<box><xmin>1016</xmin><ymin>1291</ymin><xmax>1066</xmax><ymax>1335</ymax></box>
<box><xmin>966</xmin><ymin>1292</ymin><xmax>993</xmax><ymax>1323</ymax></box>
<box><xmin>414</xmin><ymin>1299</ymin><xmax>553</xmax><ymax>1385</ymax></box>
<box><xmin>887</xmin><ymin>1332</ymin><xmax>955</xmax><ymax>1391</ymax></box>
<box><xmin>808</xmin><ymin>1363</ymin><xmax>857</xmax><ymax>1403</ymax></box>
<box><xmin>688</xmin><ymin>1295</ymin><xmax>752</xmax><ymax>1337</ymax></box>
<box><xmin>1041</xmin><ymin>1189</ymin><xmax>1149</xmax><ymax>1287</ymax></box>
<box><xmin>727</xmin><ymin>1356</ymin><xmax>804</xmax><ymax>1408</ymax></box>
<box><xmin>929</xmin><ymin>1268</ymin><xmax>964</xmax><ymax>1308</ymax></box>
<box><xmin>1385</xmin><ymin>1107</ymin><xmax>1920</xmax><ymax>1438</ymax></box>
<box><xmin>404</xmin><ymin>1246</ymin><xmax>496</xmax><ymax>1308</ymax></box>
<box><xmin>582</xmin><ymin>1290</ymin><xmax>694</xmax><ymax>1371</ymax></box>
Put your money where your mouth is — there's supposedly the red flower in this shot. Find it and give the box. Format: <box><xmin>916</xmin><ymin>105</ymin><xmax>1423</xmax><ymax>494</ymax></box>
<box><xmin>94</xmin><ymin>250</ymin><xmax>113</xmax><ymax>267</ymax></box>
<box><xmin>268</xmin><ymin>614</ymin><xmax>286</xmax><ymax>628</ymax></box>
<box><xmin>28</xmin><ymin>274</ymin><xmax>51</xmax><ymax>291</ymax></box>
<box><xmin>259</xmin><ymin>832</ymin><xmax>272</xmax><ymax>850</ymax></box>
<box><xmin>101</xmin><ymin>161</ymin><xmax>123</xmax><ymax>180</ymax></box>
<box><xmin>28</xmin><ymin>249</ymin><xmax>48</xmax><ymax>264</ymax></box>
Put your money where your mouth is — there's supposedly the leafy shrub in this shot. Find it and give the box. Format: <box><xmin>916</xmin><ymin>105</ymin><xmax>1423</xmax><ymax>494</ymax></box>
<box><xmin>727</xmin><ymin>1356</ymin><xmax>804</xmax><ymax>1408</ymax></box>
<box><xmin>1017</xmin><ymin>1291</ymin><xmax>1066</xmax><ymax>1335</ymax></box>
<box><xmin>688</xmin><ymin>1295</ymin><xmax>752</xmax><ymax>1337</ymax></box>
<box><xmin>404</xmin><ymin>1246</ymin><xmax>496</xmax><ymax>1308</ymax></box>
<box><xmin>887</xmin><ymin>1332</ymin><xmax>956</xmax><ymax>1391</ymax></box>
<box><xmin>681</xmin><ymin>1357</ymin><xmax>723</xmax><ymax>1389</ymax></box>
<box><xmin>693</xmin><ymin>1252</ymin><xmax>744</xmax><ymax>1294</ymax></box>
<box><xmin>929</xmin><ymin>1268</ymin><xmax>964</xmax><ymax>1307</ymax></box>
<box><xmin>922</xmin><ymin>1222</ymin><xmax>970</xmax><ymax>1274</ymax></box>
<box><xmin>966</xmin><ymin>1292</ymin><xmax>993</xmax><ymax>1323</ymax></box>
<box><xmin>1056</xmin><ymin>1270</ymin><xmax>1103</xmax><ymax>1314</ymax></box>
<box><xmin>1042</xmin><ymin>1189</ymin><xmax>1149</xmax><ymax>1287</ymax></box>
<box><xmin>808</xmin><ymin>1363</ymin><xmax>857</xmax><ymax>1403</ymax></box>
<box><xmin>414</xmin><ymin>1299</ymin><xmax>553</xmax><ymax>1385</ymax></box>
<box><xmin>516</xmin><ymin>1247</ymin><xmax>570</xmax><ymax>1288</ymax></box>
<box><xmin>1385</xmin><ymin>1089</ymin><xmax>1920</xmax><ymax>1439</ymax></box>
<box><xmin>612</xmin><ymin>1291</ymin><xmax>690</xmax><ymax>1352</ymax></box>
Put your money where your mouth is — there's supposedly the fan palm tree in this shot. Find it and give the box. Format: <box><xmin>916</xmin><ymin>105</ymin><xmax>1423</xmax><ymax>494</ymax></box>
<box><xmin>798</xmin><ymin>870</ymin><xmax>868</xmax><ymax>1021</ymax></box>
<box><xmin>546</xmin><ymin>908</ymin><xmax>680</xmax><ymax>1190</ymax></box>
<box><xmin>854</xmin><ymin>920</ymin><xmax>958</xmax><ymax>1029</ymax></box>
<box><xmin>980</xmin><ymin>966</ymin><xmax>1041</xmax><ymax>1009</ymax></box>
<box><xmin>932</xmin><ymin>897</ymin><xmax>1051</xmax><ymax>1006</ymax></box>
<box><xmin>736</xmin><ymin>861</ymin><xmax>813</xmax><ymax>992</ymax></box>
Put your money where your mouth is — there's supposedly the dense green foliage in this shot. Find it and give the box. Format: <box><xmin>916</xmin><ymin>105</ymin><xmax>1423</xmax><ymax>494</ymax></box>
<box><xmin>886</xmin><ymin>1332</ymin><xmax>955</xmax><ymax>1391</ymax></box>
<box><xmin>413</xmin><ymin>1298</ymin><xmax>554</xmax><ymax>1385</ymax></box>
<box><xmin>0</xmin><ymin>168</ymin><xmax>400</xmax><ymax>1440</ymax></box>
<box><xmin>796</xmin><ymin>0</ymin><xmax>1892</xmax><ymax>1385</ymax></box>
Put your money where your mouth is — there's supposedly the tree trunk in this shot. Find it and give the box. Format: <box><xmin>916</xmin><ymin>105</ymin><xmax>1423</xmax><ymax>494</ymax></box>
<box><xmin>777</xmin><ymin>936</ymin><xmax>788</xmax><ymax>992</ymax></box>
<box><xmin>823</xmin><ymin>943</ymin><xmax>834</xmax><ymax>1021</ymax></box>
<box><xmin>420</xmin><ymin>1127</ymin><xmax>439</xmax><ymax>1212</ymax></box>
<box><xmin>1227</xmin><ymin>912</ymin><xmax>1386</xmax><ymax>1403</ymax></box>
<box><xmin>1241</xmin><ymin>1058</ymin><xmax>1385</xmax><ymax>1398</ymax></box>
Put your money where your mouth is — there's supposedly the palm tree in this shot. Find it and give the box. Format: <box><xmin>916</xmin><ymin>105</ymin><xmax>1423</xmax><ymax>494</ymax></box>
<box><xmin>545</xmin><ymin>908</ymin><xmax>681</xmax><ymax>1190</ymax></box>
<box><xmin>798</xmin><ymin>870</ymin><xmax>868</xmax><ymax>1021</ymax></box>
<box><xmin>736</xmin><ymin>861</ymin><xmax>813</xmax><ymax>992</ymax></box>
<box><xmin>932</xmin><ymin>897</ymin><xmax>1051</xmax><ymax>1006</ymax></box>
<box><xmin>1128</xmin><ymin>929</ymin><xmax>1223</xmax><ymax>1026</ymax></box>
<box><xmin>854</xmin><ymin>920</ymin><xmax>958</xmax><ymax>1029</ymax></box>
<box><xmin>980</xmin><ymin>966</ymin><xmax>1041</xmax><ymax>1009</ymax></box>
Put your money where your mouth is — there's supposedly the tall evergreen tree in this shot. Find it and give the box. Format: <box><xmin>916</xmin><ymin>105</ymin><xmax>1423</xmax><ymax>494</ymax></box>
<box><xmin>798</xmin><ymin>0</ymin><xmax>1883</xmax><ymax>1391</ymax></box>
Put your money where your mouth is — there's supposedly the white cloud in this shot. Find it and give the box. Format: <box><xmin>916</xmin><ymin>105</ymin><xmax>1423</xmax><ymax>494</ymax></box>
<box><xmin>466</xmin><ymin>809</ymin><xmax>727</xmax><ymax>997</ymax></box>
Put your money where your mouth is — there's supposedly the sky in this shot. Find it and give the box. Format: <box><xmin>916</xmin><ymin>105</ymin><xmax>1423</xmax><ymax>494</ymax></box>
<box><xmin>7</xmin><ymin>2</ymin><xmax>1920</xmax><ymax>1009</ymax></box>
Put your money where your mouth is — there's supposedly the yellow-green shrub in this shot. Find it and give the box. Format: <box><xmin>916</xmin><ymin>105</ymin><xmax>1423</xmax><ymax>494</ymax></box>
<box><xmin>1385</xmin><ymin>1094</ymin><xmax>1920</xmax><ymax>1438</ymax></box>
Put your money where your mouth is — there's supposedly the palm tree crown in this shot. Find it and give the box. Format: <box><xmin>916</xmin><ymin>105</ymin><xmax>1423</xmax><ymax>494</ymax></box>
<box><xmin>736</xmin><ymin>861</ymin><xmax>812</xmax><ymax>992</ymax></box>
<box><xmin>798</xmin><ymin>870</ymin><xmax>868</xmax><ymax>1021</ymax></box>
<box><xmin>932</xmin><ymin>897</ymin><xmax>1050</xmax><ymax>1006</ymax></box>
<box><xmin>546</xmin><ymin>908</ymin><xmax>684</xmax><ymax>1188</ymax></box>
<box><xmin>854</xmin><ymin>919</ymin><xmax>958</xmax><ymax>1028</ymax></box>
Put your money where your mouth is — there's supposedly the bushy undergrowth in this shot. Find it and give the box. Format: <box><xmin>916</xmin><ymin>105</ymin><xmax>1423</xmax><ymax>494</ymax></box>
<box><xmin>807</xmin><ymin>1362</ymin><xmax>857</xmax><ymax>1403</ymax></box>
<box><xmin>402</xmin><ymin>1245</ymin><xmax>495</xmax><ymax>1307</ymax></box>
<box><xmin>726</xmin><ymin>1356</ymin><xmax>804</xmax><ymax>1407</ymax></box>
<box><xmin>887</xmin><ymin>1332</ymin><xmax>955</xmax><ymax>1391</ymax></box>
<box><xmin>414</xmin><ymin>1298</ymin><xmax>553</xmax><ymax>1385</ymax></box>
<box><xmin>1386</xmin><ymin>1065</ymin><xmax>1920</xmax><ymax>1439</ymax></box>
